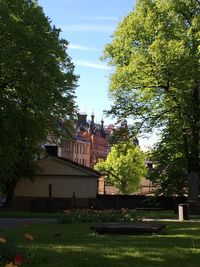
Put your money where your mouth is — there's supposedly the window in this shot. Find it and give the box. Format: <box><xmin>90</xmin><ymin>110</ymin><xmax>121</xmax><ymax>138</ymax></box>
<box><xmin>74</xmin><ymin>144</ymin><xmax>77</xmax><ymax>154</ymax></box>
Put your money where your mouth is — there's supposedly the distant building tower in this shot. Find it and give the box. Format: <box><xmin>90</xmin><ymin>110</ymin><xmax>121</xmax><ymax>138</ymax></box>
<box><xmin>100</xmin><ymin>119</ymin><xmax>106</xmax><ymax>138</ymax></box>
<box><xmin>89</xmin><ymin>113</ymin><xmax>95</xmax><ymax>134</ymax></box>
<box><xmin>77</xmin><ymin>113</ymin><xmax>88</xmax><ymax>130</ymax></box>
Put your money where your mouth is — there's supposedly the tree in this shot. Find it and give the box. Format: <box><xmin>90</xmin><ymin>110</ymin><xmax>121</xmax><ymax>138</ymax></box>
<box><xmin>108</xmin><ymin>120</ymin><xmax>139</xmax><ymax>146</ymax></box>
<box><xmin>0</xmin><ymin>0</ymin><xmax>78</xmax><ymax>206</ymax></box>
<box><xmin>147</xmin><ymin>125</ymin><xmax>188</xmax><ymax>196</ymax></box>
<box><xmin>94</xmin><ymin>141</ymin><xmax>146</xmax><ymax>194</ymax></box>
<box><xmin>103</xmin><ymin>0</ymin><xmax>200</xmax><ymax>196</ymax></box>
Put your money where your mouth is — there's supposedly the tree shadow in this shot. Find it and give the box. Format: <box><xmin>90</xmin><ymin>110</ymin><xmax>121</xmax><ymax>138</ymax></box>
<box><xmin>4</xmin><ymin>222</ymin><xmax>200</xmax><ymax>267</ymax></box>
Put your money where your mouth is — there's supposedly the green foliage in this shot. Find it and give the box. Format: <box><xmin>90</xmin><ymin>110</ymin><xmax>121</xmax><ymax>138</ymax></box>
<box><xmin>0</xmin><ymin>233</ymin><xmax>35</xmax><ymax>266</ymax></box>
<box><xmin>95</xmin><ymin>141</ymin><xmax>146</xmax><ymax>194</ymax></box>
<box><xmin>0</xmin><ymin>0</ymin><xmax>78</xmax><ymax>203</ymax></box>
<box><xmin>147</xmin><ymin>127</ymin><xmax>188</xmax><ymax>196</ymax></box>
<box><xmin>0</xmin><ymin>242</ymin><xmax>17</xmax><ymax>265</ymax></box>
<box><xmin>103</xmin><ymin>0</ymin><xmax>200</xmax><ymax>178</ymax></box>
<box><xmin>108</xmin><ymin>121</ymin><xmax>139</xmax><ymax>146</ymax></box>
<box><xmin>109</xmin><ymin>124</ymin><xmax>130</xmax><ymax>145</ymax></box>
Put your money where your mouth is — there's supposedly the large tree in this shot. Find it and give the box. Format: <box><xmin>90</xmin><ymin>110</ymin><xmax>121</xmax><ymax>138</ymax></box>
<box><xmin>95</xmin><ymin>141</ymin><xmax>146</xmax><ymax>194</ymax></box>
<box><xmin>108</xmin><ymin>120</ymin><xmax>139</xmax><ymax>146</ymax></box>
<box><xmin>0</xmin><ymin>0</ymin><xmax>78</xmax><ymax>206</ymax></box>
<box><xmin>104</xmin><ymin>0</ymin><xmax>200</xmax><ymax>195</ymax></box>
<box><xmin>147</xmin><ymin>125</ymin><xmax>188</xmax><ymax>196</ymax></box>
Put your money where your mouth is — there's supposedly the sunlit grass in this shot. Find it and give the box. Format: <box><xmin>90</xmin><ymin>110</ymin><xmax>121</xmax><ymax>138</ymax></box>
<box><xmin>1</xmin><ymin>221</ymin><xmax>200</xmax><ymax>267</ymax></box>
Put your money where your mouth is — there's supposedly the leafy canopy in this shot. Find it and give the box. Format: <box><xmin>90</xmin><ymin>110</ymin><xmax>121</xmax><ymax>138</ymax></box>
<box><xmin>147</xmin><ymin>125</ymin><xmax>188</xmax><ymax>196</ymax></box>
<box><xmin>103</xmin><ymin>0</ymin><xmax>200</xmax><ymax>194</ymax></box>
<box><xmin>95</xmin><ymin>142</ymin><xmax>146</xmax><ymax>194</ymax></box>
<box><xmin>0</xmin><ymin>0</ymin><xmax>78</xmax><ymax>201</ymax></box>
<box><xmin>104</xmin><ymin>0</ymin><xmax>199</xmax><ymax>126</ymax></box>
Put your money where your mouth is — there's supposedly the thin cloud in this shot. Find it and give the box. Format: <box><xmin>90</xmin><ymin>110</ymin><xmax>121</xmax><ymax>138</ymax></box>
<box><xmin>74</xmin><ymin>60</ymin><xmax>112</xmax><ymax>70</ymax></box>
<box><xmin>68</xmin><ymin>44</ymin><xmax>101</xmax><ymax>52</ymax></box>
<box><xmin>62</xmin><ymin>24</ymin><xmax>115</xmax><ymax>32</ymax></box>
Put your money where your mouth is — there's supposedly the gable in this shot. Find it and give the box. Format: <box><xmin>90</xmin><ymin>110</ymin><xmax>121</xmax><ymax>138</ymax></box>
<box><xmin>37</xmin><ymin>157</ymin><xmax>99</xmax><ymax>177</ymax></box>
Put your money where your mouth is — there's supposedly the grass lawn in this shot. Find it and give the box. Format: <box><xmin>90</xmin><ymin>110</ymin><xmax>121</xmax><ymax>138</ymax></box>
<box><xmin>1</xmin><ymin>221</ymin><xmax>200</xmax><ymax>267</ymax></box>
<box><xmin>0</xmin><ymin>211</ymin><xmax>65</xmax><ymax>219</ymax></box>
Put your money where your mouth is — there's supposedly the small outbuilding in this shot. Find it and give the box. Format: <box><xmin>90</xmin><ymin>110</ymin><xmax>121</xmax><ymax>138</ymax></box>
<box><xmin>14</xmin><ymin>156</ymin><xmax>100</xmax><ymax>211</ymax></box>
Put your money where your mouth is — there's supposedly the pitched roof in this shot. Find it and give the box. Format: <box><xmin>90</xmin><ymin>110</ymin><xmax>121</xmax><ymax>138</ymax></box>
<box><xmin>39</xmin><ymin>156</ymin><xmax>101</xmax><ymax>177</ymax></box>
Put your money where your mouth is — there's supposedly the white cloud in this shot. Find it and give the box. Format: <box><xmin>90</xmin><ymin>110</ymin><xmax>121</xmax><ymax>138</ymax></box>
<box><xmin>62</xmin><ymin>24</ymin><xmax>115</xmax><ymax>32</ymax></box>
<box><xmin>68</xmin><ymin>44</ymin><xmax>100</xmax><ymax>52</ymax></box>
<box><xmin>74</xmin><ymin>59</ymin><xmax>112</xmax><ymax>70</ymax></box>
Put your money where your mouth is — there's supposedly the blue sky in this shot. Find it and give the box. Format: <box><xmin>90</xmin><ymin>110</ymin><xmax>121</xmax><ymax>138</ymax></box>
<box><xmin>38</xmin><ymin>0</ymin><xmax>135</xmax><ymax>124</ymax></box>
<box><xmin>37</xmin><ymin>0</ymin><xmax>157</xmax><ymax>150</ymax></box>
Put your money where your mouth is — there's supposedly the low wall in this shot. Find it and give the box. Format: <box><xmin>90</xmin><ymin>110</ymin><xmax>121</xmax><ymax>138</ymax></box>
<box><xmin>13</xmin><ymin>195</ymin><xmax>188</xmax><ymax>212</ymax></box>
<box><xmin>14</xmin><ymin>196</ymin><xmax>93</xmax><ymax>212</ymax></box>
<box><xmin>93</xmin><ymin>195</ymin><xmax>187</xmax><ymax>211</ymax></box>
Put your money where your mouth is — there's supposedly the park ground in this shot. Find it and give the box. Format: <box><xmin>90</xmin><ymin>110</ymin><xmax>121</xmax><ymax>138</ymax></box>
<box><xmin>0</xmin><ymin>210</ymin><xmax>200</xmax><ymax>267</ymax></box>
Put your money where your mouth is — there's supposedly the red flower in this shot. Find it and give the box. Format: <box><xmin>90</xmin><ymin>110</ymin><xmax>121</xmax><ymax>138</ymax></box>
<box><xmin>14</xmin><ymin>254</ymin><xmax>24</xmax><ymax>266</ymax></box>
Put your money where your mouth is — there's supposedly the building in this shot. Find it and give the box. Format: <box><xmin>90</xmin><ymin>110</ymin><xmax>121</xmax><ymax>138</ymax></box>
<box><xmin>59</xmin><ymin>113</ymin><xmax>109</xmax><ymax>168</ymax></box>
<box><xmin>14</xmin><ymin>156</ymin><xmax>101</xmax><ymax>211</ymax></box>
<box><xmin>61</xmin><ymin>134</ymin><xmax>90</xmax><ymax>167</ymax></box>
<box><xmin>80</xmin><ymin>114</ymin><xmax>108</xmax><ymax>168</ymax></box>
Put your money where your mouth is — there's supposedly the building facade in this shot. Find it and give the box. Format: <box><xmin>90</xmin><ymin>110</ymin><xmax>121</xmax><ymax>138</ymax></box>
<box><xmin>61</xmin><ymin>135</ymin><xmax>90</xmax><ymax>167</ymax></box>
<box><xmin>59</xmin><ymin>113</ymin><xmax>109</xmax><ymax>168</ymax></box>
<box><xmin>14</xmin><ymin>156</ymin><xmax>100</xmax><ymax>210</ymax></box>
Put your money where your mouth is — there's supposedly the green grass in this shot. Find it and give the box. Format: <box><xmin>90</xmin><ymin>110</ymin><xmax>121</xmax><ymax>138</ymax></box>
<box><xmin>1</xmin><ymin>221</ymin><xmax>200</xmax><ymax>267</ymax></box>
<box><xmin>135</xmin><ymin>209</ymin><xmax>176</xmax><ymax>219</ymax></box>
<box><xmin>0</xmin><ymin>211</ymin><xmax>64</xmax><ymax>218</ymax></box>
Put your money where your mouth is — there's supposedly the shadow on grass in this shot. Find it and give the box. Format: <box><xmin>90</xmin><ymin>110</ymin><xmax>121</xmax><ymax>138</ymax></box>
<box><xmin>3</xmin><ymin>222</ymin><xmax>200</xmax><ymax>267</ymax></box>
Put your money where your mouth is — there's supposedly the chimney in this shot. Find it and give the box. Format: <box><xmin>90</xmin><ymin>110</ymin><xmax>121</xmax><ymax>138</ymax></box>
<box><xmin>91</xmin><ymin>113</ymin><xmax>94</xmax><ymax>123</ymax></box>
<box><xmin>90</xmin><ymin>113</ymin><xmax>95</xmax><ymax>133</ymax></box>
<box><xmin>101</xmin><ymin>119</ymin><xmax>104</xmax><ymax>129</ymax></box>
<box><xmin>77</xmin><ymin>113</ymin><xmax>87</xmax><ymax>127</ymax></box>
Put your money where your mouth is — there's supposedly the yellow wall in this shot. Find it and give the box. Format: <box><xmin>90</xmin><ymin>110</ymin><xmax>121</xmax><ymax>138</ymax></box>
<box><xmin>14</xmin><ymin>157</ymin><xmax>99</xmax><ymax>198</ymax></box>
<box><xmin>15</xmin><ymin>176</ymin><xmax>98</xmax><ymax>198</ymax></box>
<box><xmin>98</xmin><ymin>176</ymin><xmax>105</xmax><ymax>194</ymax></box>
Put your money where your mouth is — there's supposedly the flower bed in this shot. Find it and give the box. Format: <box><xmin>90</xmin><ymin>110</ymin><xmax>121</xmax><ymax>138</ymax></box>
<box><xmin>0</xmin><ymin>224</ymin><xmax>35</xmax><ymax>267</ymax></box>
<box><xmin>59</xmin><ymin>209</ymin><xmax>141</xmax><ymax>224</ymax></box>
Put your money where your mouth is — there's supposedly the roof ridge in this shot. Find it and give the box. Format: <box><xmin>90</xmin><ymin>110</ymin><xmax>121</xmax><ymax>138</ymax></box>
<box><xmin>55</xmin><ymin>156</ymin><xmax>101</xmax><ymax>176</ymax></box>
